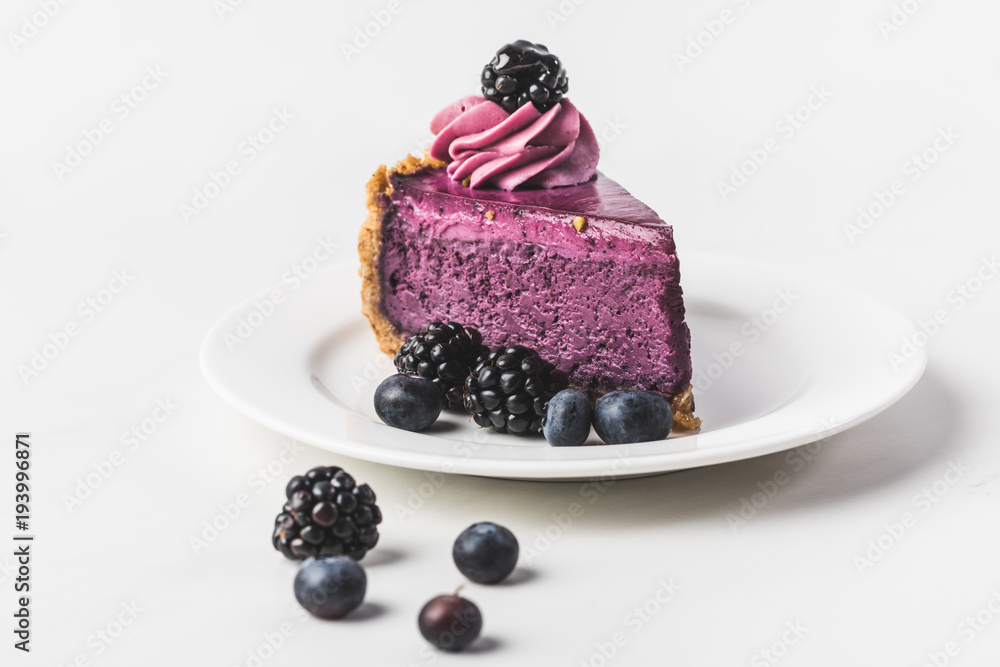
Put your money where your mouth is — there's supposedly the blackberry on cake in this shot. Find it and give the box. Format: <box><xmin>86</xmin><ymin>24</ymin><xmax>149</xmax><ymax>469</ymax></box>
<box><xmin>481</xmin><ymin>40</ymin><xmax>568</xmax><ymax>113</ymax></box>
<box><xmin>464</xmin><ymin>345</ymin><xmax>569</xmax><ymax>435</ymax></box>
<box><xmin>394</xmin><ymin>322</ymin><xmax>488</xmax><ymax>409</ymax></box>
<box><xmin>273</xmin><ymin>466</ymin><xmax>382</xmax><ymax>561</ymax></box>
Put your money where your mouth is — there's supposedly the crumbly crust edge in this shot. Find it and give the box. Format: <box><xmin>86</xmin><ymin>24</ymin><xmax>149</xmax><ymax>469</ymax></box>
<box><xmin>357</xmin><ymin>153</ymin><xmax>701</xmax><ymax>432</ymax></box>
<box><xmin>359</xmin><ymin>152</ymin><xmax>444</xmax><ymax>357</ymax></box>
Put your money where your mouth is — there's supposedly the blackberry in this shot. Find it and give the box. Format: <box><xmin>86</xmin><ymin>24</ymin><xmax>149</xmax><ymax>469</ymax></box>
<box><xmin>272</xmin><ymin>466</ymin><xmax>382</xmax><ymax>561</ymax></box>
<box><xmin>481</xmin><ymin>40</ymin><xmax>569</xmax><ymax>113</ymax></box>
<box><xmin>395</xmin><ymin>322</ymin><xmax>488</xmax><ymax>410</ymax></box>
<box><xmin>464</xmin><ymin>345</ymin><xmax>569</xmax><ymax>435</ymax></box>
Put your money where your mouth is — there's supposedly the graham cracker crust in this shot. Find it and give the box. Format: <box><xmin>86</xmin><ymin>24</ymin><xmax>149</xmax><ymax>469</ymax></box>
<box><xmin>357</xmin><ymin>153</ymin><xmax>700</xmax><ymax>431</ymax></box>
<box><xmin>358</xmin><ymin>152</ymin><xmax>443</xmax><ymax>358</ymax></box>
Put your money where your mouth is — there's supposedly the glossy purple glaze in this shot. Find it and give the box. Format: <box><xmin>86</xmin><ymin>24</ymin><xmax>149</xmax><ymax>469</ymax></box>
<box><xmin>377</xmin><ymin>168</ymin><xmax>692</xmax><ymax>394</ymax></box>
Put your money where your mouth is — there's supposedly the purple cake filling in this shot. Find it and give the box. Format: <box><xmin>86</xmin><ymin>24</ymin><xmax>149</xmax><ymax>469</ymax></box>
<box><xmin>377</xmin><ymin>168</ymin><xmax>692</xmax><ymax>395</ymax></box>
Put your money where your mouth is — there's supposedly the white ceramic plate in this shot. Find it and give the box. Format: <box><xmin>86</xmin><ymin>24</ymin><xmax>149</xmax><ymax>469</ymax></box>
<box><xmin>200</xmin><ymin>254</ymin><xmax>926</xmax><ymax>481</ymax></box>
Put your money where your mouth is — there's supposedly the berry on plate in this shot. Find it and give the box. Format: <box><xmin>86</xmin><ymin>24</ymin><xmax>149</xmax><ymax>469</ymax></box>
<box><xmin>395</xmin><ymin>322</ymin><xmax>488</xmax><ymax>410</ymax></box>
<box><xmin>592</xmin><ymin>390</ymin><xmax>674</xmax><ymax>445</ymax></box>
<box><xmin>542</xmin><ymin>388</ymin><xmax>592</xmax><ymax>447</ymax></box>
<box><xmin>374</xmin><ymin>374</ymin><xmax>443</xmax><ymax>431</ymax></box>
<box><xmin>464</xmin><ymin>345</ymin><xmax>569</xmax><ymax>435</ymax></box>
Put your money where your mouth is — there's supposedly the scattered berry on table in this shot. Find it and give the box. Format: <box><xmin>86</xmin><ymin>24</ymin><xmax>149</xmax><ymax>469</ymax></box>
<box><xmin>374</xmin><ymin>374</ymin><xmax>443</xmax><ymax>431</ymax></box>
<box><xmin>395</xmin><ymin>322</ymin><xmax>488</xmax><ymax>410</ymax></box>
<box><xmin>294</xmin><ymin>556</ymin><xmax>367</xmax><ymax>619</ymax></box>
<box><xmin>464</xmin><ymin>345</ymin><xmax>569</xmax><ymax>435</ymax></box>
<box><xmin>418</xmin><ymin>594</ymin><xmax>484</xmax><ymax>652</ymax></box>
<box><xmin>592</xmin><ymin>390</ymin><xmax>673</xmax><ymax>445</ymax></box>
<box><xmin>273</xmin><ymin>466</ymin><xmax>381</xmax><ymax>561</ymax></box>
<box><xmin>453</xmin><ymin>522</ymin><xmax>519</xmax><ymax>584</ymax></box>
<box><xmin>542</xmin><ymin>389</ymin><xmax>592</xmax><ymax>447</ymax></box>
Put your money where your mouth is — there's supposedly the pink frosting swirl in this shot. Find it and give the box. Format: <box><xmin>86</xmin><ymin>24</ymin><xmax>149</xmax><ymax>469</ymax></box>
<box><xmin>429</xmin><ymin>95</ymin><xmax>600</xmax><ymax>191</ymax></box>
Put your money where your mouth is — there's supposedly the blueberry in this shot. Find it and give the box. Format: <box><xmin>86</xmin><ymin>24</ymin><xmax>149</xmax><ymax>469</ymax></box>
<box><xmin>453</xmin><ymin>522</ymin><xmax>519</xmax><ymax>584</ymax></box>
<box><xmin>542</xmin><ymin>389</ymin><xmax>592</xmax><ymax>447</ymax></box>
<box><xmin>592</xmin><ymin>391</ymin><xmax>673</xmax><ymax>445</ymax></box>
<box><xmin>293</xmin><ymin>556</ymin><xmax>366</xmax><ymax>619</ymax></box>
<box><xmin>374</xmin><ymin>374</ymin><xmax>442</xmax><ymax>431</ymax></box>
<box><xmin>418</xmin><ymin>595</ymin><xmax>483</xmax><ymax>652</ymax></box>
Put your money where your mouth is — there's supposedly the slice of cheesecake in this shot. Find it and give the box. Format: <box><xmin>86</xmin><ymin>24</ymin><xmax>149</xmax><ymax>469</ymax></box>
<box><xmin>360</xmin><ymin>154</ymin><xmax>699</xmax><ymax>429</ymax></box>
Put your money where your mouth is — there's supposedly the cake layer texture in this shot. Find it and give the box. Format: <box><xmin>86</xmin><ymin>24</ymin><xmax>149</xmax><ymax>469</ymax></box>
<box><xmin>365</xmin><ymin>162</ymin><xmax>693</xmax><ymax>403</ymax></box>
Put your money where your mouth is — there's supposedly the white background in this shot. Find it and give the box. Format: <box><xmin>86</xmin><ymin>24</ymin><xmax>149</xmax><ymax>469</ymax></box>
<box><xmin>3</xmin><ymin>0</ymin><xmax>1000</xmax><ymax>665</ymax></box>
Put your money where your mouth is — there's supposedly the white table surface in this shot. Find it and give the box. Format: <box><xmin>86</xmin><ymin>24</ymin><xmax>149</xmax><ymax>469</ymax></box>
<box><xmin>3</xmin><ymin>1</ymin><xmax>999</xmax><ymax>665</ymax></box>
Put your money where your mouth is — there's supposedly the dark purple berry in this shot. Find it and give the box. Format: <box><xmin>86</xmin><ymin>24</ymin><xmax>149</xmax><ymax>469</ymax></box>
<box><xmin>311</xmin><ymin>481</ymin><xmax>334</xmax><ymax>501</ymax></box>
<box><xmin>304</xmin><ymin>467</ymin><xmax>328</xmax><ymax>483</ymax></box>
<box><xmin>311</xmin><ymin>501</ymin><xmax>339</xmax><ymax>527</ymax></box>
<box><xmin>274</xmin><ymin>468</ymin><xmax>380</xmax><ymax>561</ymax></box>
<box><xmin>463</xmin><ymin>344</ymin><xmax>568</xmax><ymax>435</ymax></box>
<box><xmin>289</xmin><ymin>490</ymin><xmax>312</xmax><ymax>513</ymax></box>
<box><xmin>394</xmin><ymin>323</ymin><xmax>488</xmax><ymax>410</ymax></box>
<box><xmin>418</xmin><ymin>595</ymin><xmax>483</xmax><ymax>652</ymax></box>
<box><xmin>285</xmin><ymin>475</ymin><xmax>308</xmax><ymax>498</ymax></box>
<box><xmin>336</xmin><ymin>492</ymin><xmax>358</xmax><ymax>514</ymax></box>
<box><xmin>481</xmin><ymin>40</ymin><xmax>569</xmax><ymax>112</ymax></box>
<box><xmin>290</xmin><ymin>538</ymin><xmax>317</xmax><ymax>559</ymax></box>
